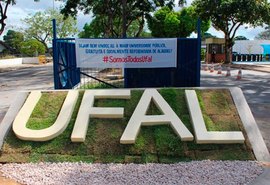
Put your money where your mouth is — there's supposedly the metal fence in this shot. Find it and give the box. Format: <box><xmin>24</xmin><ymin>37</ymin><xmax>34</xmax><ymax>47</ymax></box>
<box><xmin>232</xmin><ymin>54</ymin><xmax>263</xmax><ymax>62</ymax></box>
<box><xmin>78</xmin><ymin>68</ymin><xmax>124</xmax><ymax>89</ymax></box>
<box><xmin>53</xmin><ymin>36</ymin><xmax>123</xmax><ymax>89</ymax></box>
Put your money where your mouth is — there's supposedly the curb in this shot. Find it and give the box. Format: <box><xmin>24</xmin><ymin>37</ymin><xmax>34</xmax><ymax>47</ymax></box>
<box><xmin>224</xmin><ymin>64</ymin><xmax>270</xmax><ymax>74</ymax></box>
<box><xmin>230</xmin><ymin>87</ymin><xmax>270</xmax><ymax>162</ymax></box>
<box><xmin>0</xmin><ymin>92</ymin><xmax>29</xmax><ymax>150</ymax></box>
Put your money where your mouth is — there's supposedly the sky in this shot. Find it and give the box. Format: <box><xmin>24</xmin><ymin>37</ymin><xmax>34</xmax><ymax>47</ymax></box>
<box><xmin>3</xmin><ymin>0</ymin><xmax>91</xmax><ymax>38</ymax></box>
<box><xmin>2</xmin><ymin>0</ymin><xmax>267</xmax><ymax>40</ymax></box>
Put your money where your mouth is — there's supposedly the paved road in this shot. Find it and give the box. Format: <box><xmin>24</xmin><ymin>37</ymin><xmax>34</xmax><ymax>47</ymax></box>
<box><xmin>201</xmin><ymin>68</ymin><xmax>270</xmax><ymax>152</ymax></box>
<box><xmin>0</xmin><ymin>64</ymin><xmax>54</xmax><ymax>123</ymax></box>
<box><xmin>0</xmin><ymin>64</ymin><xmax>269</xmax><ymax>153</ymax></box>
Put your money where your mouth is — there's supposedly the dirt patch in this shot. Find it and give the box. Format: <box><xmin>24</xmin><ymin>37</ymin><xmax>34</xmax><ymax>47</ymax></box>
<box><xmin>0</xmin><ymin>173</ymin><xmax>21</xmax><ymax>185</ymax></box>
<box><xmin>199</xmin><ymin>89</ymin><xmax>236</xmax><ymax>115</ymax></box>
<box><xmin>260</xmin><ymin>162</ymin><xmax>270</xmax><ymax>168</ymax></box>
<box><xmin>93</xmin><ymin>120</ymin><xmax>125</xmax><ymax>155</ymax></box>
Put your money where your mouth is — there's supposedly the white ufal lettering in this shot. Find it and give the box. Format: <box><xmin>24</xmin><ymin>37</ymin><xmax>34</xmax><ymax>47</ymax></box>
<box><xmin>120</xmin><ymin>89</ymin><xmax>193</xmax><ymax>144</ymax></box>
<box><xmin>185</xmin><ymin>90</ymin><xmax>245</xmax><ymax>144</ymax></box>
<box><xmin>71</xmin><ymin>90</ymin><xmax>131</xmax><ymax>142</ymax></box>
<box><xmin>12</xmin><ymin>89</ymin><xmax>245</xmax><ymax>144</ymax></box>
<box><xmin>13</xmin><ymin>91</ymin><xmax>78</xmax><ymax>141</ymax></box>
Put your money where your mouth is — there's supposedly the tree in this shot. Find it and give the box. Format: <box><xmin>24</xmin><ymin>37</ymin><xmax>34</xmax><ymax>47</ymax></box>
<box><xmin>23</xmin><ymin>9</ymin><xmax>78</xmax><ymax>51</ymax></box>
<box><xmin>79</xmin><ymin>16</ymin><xmax>151</xmax><ymax>38</ymax></box>
<box><xmin>148</xmin><ymin>6</ymin><xmax>210</xmax><ymax>38</ymax></box>
<box><xmin>61</xmin><ymin>0</ymin><xmax>185</xmax><ymax>38</ymax></box>
<box><xmin>148</xmin><ymin>7</ymin><xmax>177</xmax><ymax>37</ymax></box>
<box><xmin>193</xmin><ymin>0</ymin><xmax>270</xmax><ymax>63</ymax></box>
<box><xmin>20</xmin><ymin>39</ymin><xmax>46</xmax><ymax>56</ymax></box>
<box><xmin>234</xmin><ymin>36</ymin><xmax>248</xmax><ymax>40</ymax></box>
<box><xmin>0</xmin><ymin>0</ymin><xmax>15</xmax><ymax>35</ymax></box>
<box><xmin>3</xmin><ymin>30</ymin><xmax>24</xmax><ymax>53</ymax></box>
<box><xmin>78</xmin><ymin>16</ymin><xmax>105</xmax><ymax>38</ymax></box>
<box><xmin>256</xmin><ymin>28</ymin><xmax>270</xmax><ymax>40</ymax></box>
<box><xmin>201</xmin><ymin>32</ymin><xmax>216</xmax><ymax>41</ymax></box>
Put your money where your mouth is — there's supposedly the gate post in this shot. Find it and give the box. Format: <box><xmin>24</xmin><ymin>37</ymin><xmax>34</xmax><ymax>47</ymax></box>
<box><xmin>52</xmin><ymin>19</ymin><xmax>60</xmax><ymax>89</ymax></box>
<box><xmin>196</xmin><ymin>19</ymin><xmax>201</xmax><ymax>87</ymax></box>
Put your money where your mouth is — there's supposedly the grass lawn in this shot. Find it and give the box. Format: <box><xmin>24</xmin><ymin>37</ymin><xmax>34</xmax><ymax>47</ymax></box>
<box><xmin>0</xmin><ymin>89</ymin><xmax>254</xmax><ymax>163</ymax></box>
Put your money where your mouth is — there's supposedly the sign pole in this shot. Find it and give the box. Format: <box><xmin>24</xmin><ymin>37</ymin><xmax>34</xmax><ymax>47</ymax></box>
<box><xmin>197</xmin><ymin>19</ymin><xmax>202</xmax><ymax>87</ymax></box>
<box><xmin>52</xmin><ymin>19</ymin><xmax>59</xmax><ymax>89</ymax></box>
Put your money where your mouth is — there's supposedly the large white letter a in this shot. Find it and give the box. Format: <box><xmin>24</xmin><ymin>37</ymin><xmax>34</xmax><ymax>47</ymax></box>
<box><xmin>120</xmin><ymin>89</ymin><xmax>193</xmax><ymax>144</ymax></box>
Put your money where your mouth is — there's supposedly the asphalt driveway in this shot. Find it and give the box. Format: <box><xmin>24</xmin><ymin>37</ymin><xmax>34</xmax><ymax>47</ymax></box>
<box><xmin>0</xmin><ymin>64</ymin><xmax>53</xmax><ymax>122</ymax></box>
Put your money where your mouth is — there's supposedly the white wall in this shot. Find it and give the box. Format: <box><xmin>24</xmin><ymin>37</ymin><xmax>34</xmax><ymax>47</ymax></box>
<box><xmin>0</xmin><ymin>58</ymin><xmax>22</xmax><ymax>66</ymax></box>
<box><xmin>233</xmin><ymin>40</ymin><xmax>270</xmax><ymax>54</ymax></box>
<box><xmin>0</xmin><ymin>57</ymin><xmax>39</xmax><ymax>67</ymax></box>
<box><xmin>22</xmin><ymin>57</ymin><xmax>39</xmax><ymax>64</ymax></box>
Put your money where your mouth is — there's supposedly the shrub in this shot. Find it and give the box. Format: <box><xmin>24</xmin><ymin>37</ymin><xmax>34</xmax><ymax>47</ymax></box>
<box><xmin>20</xmin><ymin>40</ymin><xmax>46</xmax><ymax>57</ymax></box>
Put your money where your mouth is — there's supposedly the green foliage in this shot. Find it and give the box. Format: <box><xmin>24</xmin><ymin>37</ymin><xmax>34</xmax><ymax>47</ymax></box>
<box><xmin>201</xmin><ymin>48</ymin><xmax>206</xmax><ymax>61</ymax></box>
<box><xmin>62</xmin><ymin>0</ymin><xmax>176</xmax><ymax>38</ymax></box>
<box><xmin>201</xmin><ymin>32</ymin><xmax>216</xmax><ymax>41</ymax></box>
<box><xmin>23</xmin><ymin>9</ymin><xmax>77</xmax><ymax>50</ymax></box>
<box><xmin>154</xmin><ymin>126</ymin><xmax>184</xmax><ymax>156</ymax></box>
<box><xmin>148</xmin><ymin>6</ymin><xmax>210</xmax><ymax>38</ymax></box>
<box><xmin>78</xmin><ymin>16</ymin><xmax>151</xmax><ymax>38</ymax></box>
<box><xmin>234</xmin><ymin>36</ymin><xmax>248</xmax><ymax>40</ymax></box>
<box><xmin>81</xmin><ymin>81</ymin><xmax>124</xmax><ymax>89</ymax></box>
<box><xmin>20</xmin><ymin>39</ymin><xmax>46</xmax><ymax>56</ymax></box>
<box><xmin>26</xmin><ymin>92</ymin><xmax>67</xmax><ymax>130</ymax></box>
<box><xmin>164</xmin><ymin>12</ymin><xmax>181</xmax><ymax>37</ymax></box>
<box><xmin>78</xmin><ymin>17</ymin><xmax>105</xmax><ymax>38</ymax></box>
<box><xmin>193</xmin><ymin>0</ymin><xmax>270</xmax><ymax>63</ymax></box>
<box><xmin>3</xmin><ymin>30</ymin><xmax>24</xmax><ymax>53</ymax></box>
<box><xmin>148</xmin><ymin>7</ymin><xmax>171</xmax><ymax>37</ymax></box>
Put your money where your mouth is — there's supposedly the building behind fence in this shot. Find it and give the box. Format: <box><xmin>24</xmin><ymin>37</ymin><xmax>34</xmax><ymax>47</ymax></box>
<box><xmin>233</xmin><ymin>40</ymin><xmax>270</xmax><ymax>62</ymax></box>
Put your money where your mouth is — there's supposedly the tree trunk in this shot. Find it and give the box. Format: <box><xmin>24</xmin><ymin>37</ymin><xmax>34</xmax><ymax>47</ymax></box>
<box><xmin>122</xmin><ymin>0</ymin><xmax>127</xmax><ymax>38</ymax></box>
<box><xmin>0</xmin><ymin>0</ymin><xmax>11</xmax><ymax>36</ymax></box>
<box><xmin>224</xmin><ymin>33</ymin><xmax>232</xmax><ymax>64</ymax></box>
<box><xmin>135</xmin><ymin>16</ymin><xmax>145</xmax><ymax>37</ymax></box>
<box><xmin>41</xmin><ymin>41</ymin><xmax>48</xmax><ymax>53</ymax></box>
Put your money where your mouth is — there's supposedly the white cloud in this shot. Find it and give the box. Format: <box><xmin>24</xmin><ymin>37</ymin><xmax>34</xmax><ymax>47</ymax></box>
<box><xmin>207</xmin><ymin>24</ymin><xmax>266</xmax><ymax>40</ymax></box>
<box><xmin>207</xmin><ymin>27</ymin><xmax>224</xmax><ymax>38</ymax></box>
<box><xmin>1</xmin><ymin>0</ymin><xmax>92</xmax><ymax>39</ymax></box>
<box><xmin>76</xmin><ymin>11</ymin><xmax>93</xmax><ymax>32</ymax></box>
<box><xmin>1</xmin><ymin>1</ymin><xmax>59</xmax><ymax>38</ymax></box>
<box><xmin>6</xmin><ymin>7</ymin><xmax>28</xmax><ymax>29</ymax></box>
<box><xmin>236</xmin><ymin>25</ymin><xmax>266</xmax><ymax>40</ymax></box>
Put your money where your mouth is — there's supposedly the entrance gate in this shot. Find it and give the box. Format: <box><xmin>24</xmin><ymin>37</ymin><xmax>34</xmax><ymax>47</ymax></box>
<box><xmin>52</xmin><ymin>20</ymin><xmax>201</xmax><ymax>89</ymax></box>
